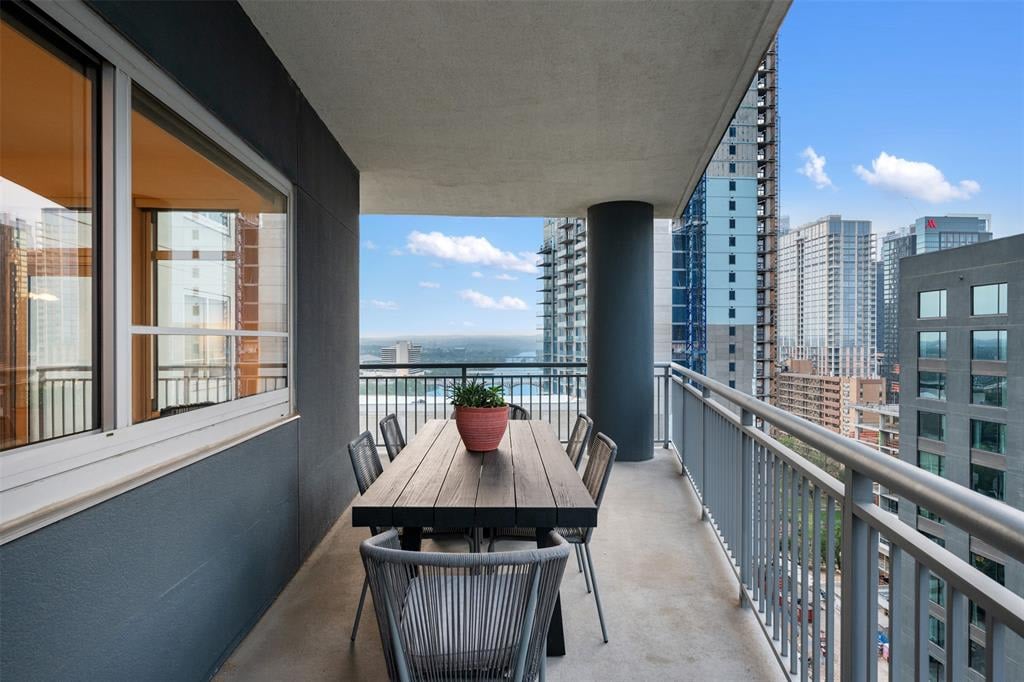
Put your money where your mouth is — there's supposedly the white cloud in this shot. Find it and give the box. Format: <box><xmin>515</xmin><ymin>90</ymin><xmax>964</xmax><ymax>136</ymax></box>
<box><xmin>406</xmin><ymin>231</ymin><xmax>537</xmax><ymax>273</ymax></box>
<box><xmin>463</xmin><ymin>321</ymin><xmax>476</xmax><ymax>328</ymax></box>
<box><xmin>797</xmin><ymin>147</ymin><xmax>833</xmax><ymax>189</ymax></box>
<box><xmin>363</xmin><ymin>240</ymin><xmax>377</xmax><ymax>250</ymax></box>
<box><xmin>854</xmin><ymin>152</ymin><xmax>980</xmax><ymax>203</ymax></box>
<box><xmin>494</xmin><ymin>273</ymin><xmax>518</xmax><ymax>281</ymax></box>
<box><xmin>418</xmin><ymin>281</ymin><xmax>440</xmax><ymax>289</ymax></box>
<box><xmin>371</xmin><ymin>299</ymin><xmax>399</xmax><ymax>310</ymax></box>
<box><xmin>471</xmin><ymin>271</ymin><xmax>483</xmax><ymax>278</ymax></box>
<box><xmin>389</xmin><ymin>248</ymin><xmax>403</xmax><ymax>256</ymax></box>
<box><xmin>458</xmin><ymin>289</ymin><xmax>528</xmax><ymax>311</ymax></box>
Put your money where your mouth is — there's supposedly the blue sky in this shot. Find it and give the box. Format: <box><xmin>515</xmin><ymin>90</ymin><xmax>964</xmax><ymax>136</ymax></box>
<box><xmin>361</xmin><ymin>0</ymin><xmax>1024</xmax><ymax>336</ymax></box>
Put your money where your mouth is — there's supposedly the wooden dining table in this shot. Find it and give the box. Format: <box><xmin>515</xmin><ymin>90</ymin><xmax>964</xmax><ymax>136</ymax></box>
<box><xmin>351</xmin><ymin>418</ymin><xmax>598</xmax><ymax>656</ymax></box>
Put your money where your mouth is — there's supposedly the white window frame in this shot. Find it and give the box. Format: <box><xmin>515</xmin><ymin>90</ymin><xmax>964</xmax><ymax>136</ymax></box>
<box><xmin>0</xmin><ymin>1</ymin><xmax>297</xmax><ymax>544</ymax></box>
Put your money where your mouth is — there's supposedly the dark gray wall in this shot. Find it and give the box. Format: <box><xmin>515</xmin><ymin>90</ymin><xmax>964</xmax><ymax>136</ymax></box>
<box><xmin>1</xmin><ymin>1</ymin><xmax>360</xmax><ymax>679</ymax></box>
<box><xmin>587</xmin><ymin>201</ymin><xmax>654</xmax><ymax>461</ymax></box>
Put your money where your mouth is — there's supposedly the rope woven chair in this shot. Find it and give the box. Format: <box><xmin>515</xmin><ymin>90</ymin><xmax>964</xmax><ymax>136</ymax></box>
<box><xmin>508</xmin><ymin>404</ymin><xmax>531</xmax><ymax>420</ymax></box>
<box><xmin>361</xmin><ymin>528</ymin><xmax>570</xmax><ymax>682</ymax></box>
<box><xmin>486</xmin><ymin>415</ymin><xmax>595</xmax><ymax>576</ymax></box>
<box><xmin>565</xmin><ymin>413</ymin><xmax>594</xmax><ymax>470</ymax></box>
<box><xmin>379</xmin><ymin>413</ymin><xmax>406</xmax><ymax>462</ymax></box>
<box><xmin>556</xmin><ymin>432</ymin><xmax>617</xmax><ymax>643</ymax></box>
<box><xmin>348</xmin><ymin>430</ymin><xmax>386</xmax><ymax>641</ymax></box>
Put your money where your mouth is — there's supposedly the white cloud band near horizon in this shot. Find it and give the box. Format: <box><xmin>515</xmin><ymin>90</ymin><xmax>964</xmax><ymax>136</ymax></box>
<box><xmin>797</xmin><ymin>147</ymin><xmax>833</xmax><ymax>189</ymax></box>
<box><xmin>855</xmin><ymin>152</ymin><xmax>980</xmax><ymax>203</ymax></box>
<box><xmin>458</xmin><ymin>289</ymin><xmax>528</xmax><ymax>311</ymax></box>
<box><xmin>407</xmin><ymin>230</ymin><xmax>537</xmax><ymax>273</ymax></box>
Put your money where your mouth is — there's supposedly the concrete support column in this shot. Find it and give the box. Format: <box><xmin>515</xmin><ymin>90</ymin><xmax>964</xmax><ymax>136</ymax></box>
<box><xmin>586</xmin><ymin>201</ymin><xmax>654</xmax><ymax>462</ymax></box>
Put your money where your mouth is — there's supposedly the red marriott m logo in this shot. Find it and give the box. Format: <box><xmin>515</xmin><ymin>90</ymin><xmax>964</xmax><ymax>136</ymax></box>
<box><xmin>926</xmin><ymin>218</ymin><xmax>937</xmax><ymax>229</ymax></box>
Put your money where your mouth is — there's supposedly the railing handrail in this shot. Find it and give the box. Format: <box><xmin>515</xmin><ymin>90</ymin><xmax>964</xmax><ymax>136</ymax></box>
<box><xmin>359</xmin><ymin>362</ymin><xmax>587</xmax><ymax>370</ymax></box>
<box><xmin>670</xmin><ymin>361</ymin><xmax>1024</xmax><ymax>562</ymax></box>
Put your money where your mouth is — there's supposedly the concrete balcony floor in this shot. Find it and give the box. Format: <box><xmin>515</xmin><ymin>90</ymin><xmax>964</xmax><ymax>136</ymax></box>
<box><xmin>216</xmin><ymin>448</ymin><xmax>784</xmax><ymax>681</ymax></box>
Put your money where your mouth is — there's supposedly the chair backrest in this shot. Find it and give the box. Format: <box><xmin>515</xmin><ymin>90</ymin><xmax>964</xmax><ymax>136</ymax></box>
<box><xmin>361</xmin><ymin>528</ymin><xmax>570</xmax><ymax>682</ymax></box>
<box><xmin>508</xmin><ymin>403</ymin><xmax>531</xmax><ymax>420</ymax></box>
<box><xmin>379</xmin><ymin>413</ymin><xmax>406</xmax><ymax>462</ymax></box>
<box><xmin>348</xmin><ymin>431</ymin><xmax>383</xmax><ymax>495</ymax></box>
<box><xmin>581</xmin><ymin>432</ymin><xmax>617</xmax><ymax>511</ymax></box>
<box><xmin>566</xmin><ymin>413</ymin><xmax>594</xmax><ymax>469</ymax></box>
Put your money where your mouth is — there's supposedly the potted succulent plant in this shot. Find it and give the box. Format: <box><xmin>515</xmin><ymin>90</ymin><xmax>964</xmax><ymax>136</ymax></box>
<box><xmin>449</xmin><ymin>380</ymin><xmax>509</xmax><ymax>452</ymax></box>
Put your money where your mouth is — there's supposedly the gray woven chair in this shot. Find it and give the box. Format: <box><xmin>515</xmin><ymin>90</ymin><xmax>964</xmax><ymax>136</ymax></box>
<box><xmin>566</xmin><ymin>413</ymin><xmax>594</xmax><ymax>470</ymax></box>
<box><xmin>361</xmin><ymin>528</ymin><xmax>570</xmax><ymax>682</ymax></box>
<box><xmin>557</xmin><ymin>432</ymin><xmax>617</xmax><ymax>643</ymax></box>
<box><xmin>487</xmin><ymin>414</ymin><xmax>594</xmax><ymax>576</ymax></box>
<box><xmin>348</xmin><ymin>430</ymin><xmax>386</xmax><ymax>641</ymax></box>
<box><xmin>379</xmin><ymin>413</ymin><xmax>406</xmax><ymax>462</ymax></box>
<box><xmin>508</xmin><ymin>403</ymin><xmax>531</xmax><ymax>420</ymax></box>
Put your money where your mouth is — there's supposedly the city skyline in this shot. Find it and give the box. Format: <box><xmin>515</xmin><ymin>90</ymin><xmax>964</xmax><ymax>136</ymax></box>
<box><xmin>360</xmin><ymin>0</ymin><xmax>1024</xmax><ymax>336</ymax></box>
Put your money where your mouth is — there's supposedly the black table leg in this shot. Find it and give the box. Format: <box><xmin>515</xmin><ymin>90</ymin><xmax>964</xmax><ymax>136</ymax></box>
<box><xmin>536</xmin><ymin>527</ymin><xmax>566</xmax><ymax>657</ymax></box>
<box><xmin>401</xmin><ymin>527</ymin><xmax>422</xmax><ymax>552</ymax></box>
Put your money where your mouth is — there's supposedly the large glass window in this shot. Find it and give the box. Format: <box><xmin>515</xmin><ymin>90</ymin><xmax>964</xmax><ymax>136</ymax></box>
<box><xmin>918</xmin><ymin>289</ymin><xmax>946</xmax><ymax>318</ymax></box>
<box><xmin>130</xmin><ymin>89</ymin><xmax>288</xmax><ymax>423</ymax></box>
<box><xmin>969</xmin><ymin>553</ymin><xmax>1005</xmax><ymax>627</ymax></box>
<box><xmin>971</xmin><ymin>464</ymin><xmax>1004</xmax><ymax>501</ymax></box>
<box><xmin>927</xmin><ymin>615</ymin><xmax>945</xmax><ymax>648</ymax></box>
<box><xmin>918</xmin><ymin>331</ymin><xmax>946</xmax><ymax>358</ymax></box>
<box><xmin>918</xmin><ymin>372</ymin><xmax>946</xmax><ymax>400</ymax></box>
<box><xmin>1</xmin><ymin>12</ymin><xmax>97</xmax><ymax>451</ymax></box>
<box><xmin>971</xmin><ymin>419</ymin><xmax>1005</xmax><ymax>454</ymax></box>
<box><xmin>971</xmin><ymin>375</ymin><xmax>1006</xmax><ymax>407</ymax></box>
<box><xmin>971</xmin><ymin>330</ymin><xmax>1007</xmax><ymax>360</ymax></box>
<box><xmin>918</xmin><ymin>450</ymin><xmax>945</xmax><ymax>523</ymax></box>
<box><xmin>972</xmin><ymin>283</ymin><xmax>1007</xmax><ymax>315</ymax></box>
<box><xmin>918</xmin><ymin>412</ymin><xmax>945</xmax><ymax>442</ymax></box>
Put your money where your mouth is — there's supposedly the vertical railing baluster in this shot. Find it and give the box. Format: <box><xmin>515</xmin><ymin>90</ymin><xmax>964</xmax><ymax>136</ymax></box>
<box><xmin>802</xmin><ymin>478</ymin><xmax>811</xmax><ymax>682</ymax></box>
<box><xmin>826</xmin><ymin>495</ymin><xmax>836</xmax><ymax>682</ymax></box>
<box><xmin>945</xmin><ymin>589</ymin><xmax>967</xmax><ymax>682</ymax></box>
<box><xmin>984</xmin><ymin>613</ymin><xmax>1005</xmax><ymax>681</ymax></box>
<box><xmin>841</xmin><ymin>471</ymin><xmax>873</xmax><ymax>682</ymax></box>
<box><xmin>914</xmin><ymin>561</ymin><xmax>929</xmax><ymax>681</ymax></box>
<box><xmin>888</xmin><ymin>545</ymin><xmax>901</xmax><ymax>682</ymax></box>
<box><xmin>740</xmin><ymin>409</ymin><xmax>753</xmax><ymax>604</ymax></box>
<box><xmin>789</xmin><ymin>465</ymin><xmax>798</xmax><ymax>674</ymax></box>
<box><xmin>812</xmin><ymin>486</ymin><xmax>822</xmax><ymax>681</ymax></box>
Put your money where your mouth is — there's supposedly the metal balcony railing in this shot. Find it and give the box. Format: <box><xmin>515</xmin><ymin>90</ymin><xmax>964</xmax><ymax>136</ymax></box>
<box><xmin>668</xmin><ymin>362</ymin><xmax>1024</xmax><ymax>681</ymax></box>
<box><xmin>358</xmin><ymin>362</ymin><xmax>672</xmax><ymax>445</ymax></box>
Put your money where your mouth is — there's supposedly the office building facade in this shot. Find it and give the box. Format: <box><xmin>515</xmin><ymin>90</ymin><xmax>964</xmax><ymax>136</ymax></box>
<box><xmin>774</xmin><ymin>359</ymin><xmax>885</xmax><ymax>438</ymax></box>
<box><xmin>778</xmin><ymin>215</ymin><xmax>877</xmax><ymax>378</ymax></box>
<box><xmin>671</xmin><ymin>42</ymin><xmax>778</xmax><ymax>396</ymax></box>
<box><xmin>880</xmin><ymin>215</ymin><xmax>992</xmax><ymax>401</ymax></box>
<box><xmin>379</xmin><ymin>340</ymin><xmax>423</xmax><ymax>376</ymax></box>
<box><xmin>893</xmin><ymin>234</ymin><xmax>1023</xmax><ymax>680</ymax></box>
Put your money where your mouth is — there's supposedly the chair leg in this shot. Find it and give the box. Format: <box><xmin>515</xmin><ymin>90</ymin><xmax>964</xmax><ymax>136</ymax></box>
<box><xmin>579</xmin><ymin>543</ymin><xmax>592</xmax><ymax>594</ymax></box>
<box><xmin>351</xmin><ymin>575</ymin><xmax>369</xmax><ymax>641</ymax></box>
<box><xmin>488</xmin><ymin>531</ymin><xmax>496</xmax><ymax>553</ymax></box>
<box><xmin>575</xmin><ymin>544</ymin><xmax>584</xmax><ymax>573</ymax></box>
<box><xmin>584</xmin><ymin>544</ymin><xmax>608</xmax><ymax>643</ymax></box>
<box><xmin>540</xmin><ymin>641</ymin><xmax>547</xmax><ymax>681</ymax></box>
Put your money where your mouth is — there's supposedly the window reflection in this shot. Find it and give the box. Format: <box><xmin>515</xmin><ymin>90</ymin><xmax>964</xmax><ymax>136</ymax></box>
<box><xmin>130</xmin><ymin>88</ymin><xmax>287</xmax><ymax>423</ymax></box>
<box><xmin>1</xmin><ymin>13</ymin><xmax>97</xmax><ymax>450</ymax></box>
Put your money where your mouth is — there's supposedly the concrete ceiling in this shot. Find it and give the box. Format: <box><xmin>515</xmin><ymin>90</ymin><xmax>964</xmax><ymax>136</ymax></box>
<box><xmin>241</xmin><ymin>1</ymin><xmax>789</xmax><ymax>218</ymax></box>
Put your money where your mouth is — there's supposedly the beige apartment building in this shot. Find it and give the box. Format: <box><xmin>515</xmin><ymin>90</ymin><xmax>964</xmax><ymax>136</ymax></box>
<box><xmin>775</xmin><ymin>359</ymin><xmax>885</xmax><ymax>437</ymax></box>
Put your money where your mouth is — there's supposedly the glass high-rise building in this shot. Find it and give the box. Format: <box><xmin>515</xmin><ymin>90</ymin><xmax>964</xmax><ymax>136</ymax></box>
<box><xmin>880</xmin><ymin>215</ymin><xmax>992</xmax><ymax>401</ymax></box>
<box><xmin>778</xmin><ymin>215</ymin><xmax>877</xmax><ymax>378</ymax></box>
<box><xmin>671</xmin><ymin>42</ymin><xmax>778</xmax><ymax>397</ymax></box>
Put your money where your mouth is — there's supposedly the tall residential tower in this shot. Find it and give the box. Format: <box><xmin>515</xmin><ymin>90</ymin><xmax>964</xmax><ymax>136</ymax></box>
<box><xmin>671</xmin><ymin>42</ymin><xmax>778</xmax><ymax>397</ymax></box>
<box><xmin>777</xmin><ymin>215</ymin><xmax>877</xmax><ymax>378</ymax></box>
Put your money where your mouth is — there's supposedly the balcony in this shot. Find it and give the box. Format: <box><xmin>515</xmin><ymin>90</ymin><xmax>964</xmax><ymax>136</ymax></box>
<box><xmin>217</xmin><ymin>447</ymin><xmax>782</xmax><ymax>681</ymax></box>
<box><xmin>217</xmin><ymin>362</ymin><xmax>1024</xmax><ymax>681</ymax></box>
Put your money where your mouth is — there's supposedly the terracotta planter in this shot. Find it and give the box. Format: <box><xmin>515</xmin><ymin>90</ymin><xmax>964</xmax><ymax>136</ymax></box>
<box><xmin>454</xmin><ymin>405</ymin><xmax>509</xmax><ymax>452</ymax></box>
